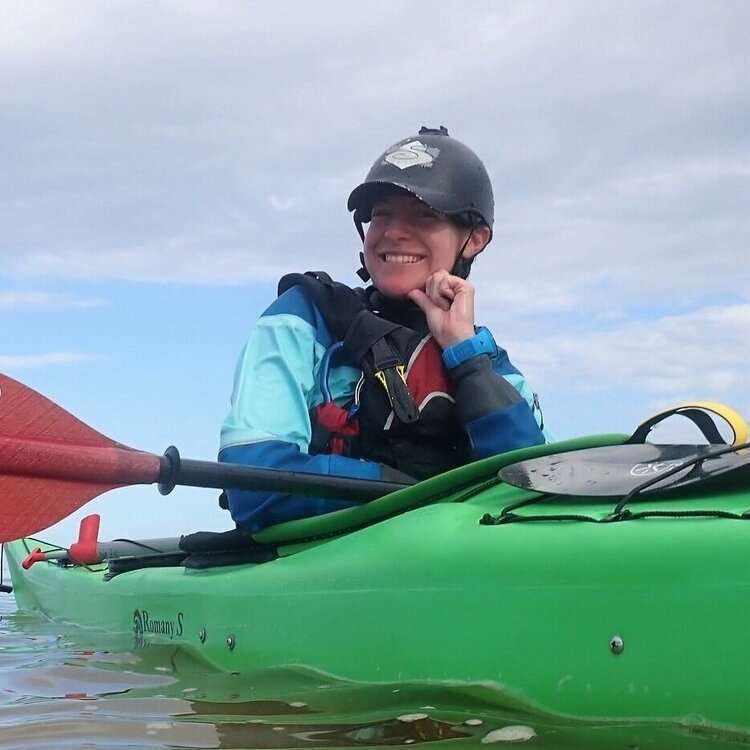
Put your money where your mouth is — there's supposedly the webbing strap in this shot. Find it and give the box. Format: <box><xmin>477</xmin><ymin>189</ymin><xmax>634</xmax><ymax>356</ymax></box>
<box><xmin>628</xmin><ymin>401</ymin><xmax>749</xmax><ymax>446</ymax></box>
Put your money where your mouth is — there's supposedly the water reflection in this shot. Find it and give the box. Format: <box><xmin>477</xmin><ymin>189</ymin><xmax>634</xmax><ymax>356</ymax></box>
<box><xmin>216</xmin><ymin>714</ymin><xmax>469</xmax><ymax>748</ymax></box>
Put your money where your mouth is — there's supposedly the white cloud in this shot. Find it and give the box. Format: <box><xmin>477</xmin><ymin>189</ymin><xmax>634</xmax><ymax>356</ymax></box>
<box><xmin>268</xmin><ymin>195</ymin><xmax>296</xmax><ymax>212</ymax></box>
<box><xmin>474</xmin><ymin>277</ymin><xmax>585</xmax><ymax>316</ymax></box>
<box><xmin>0</xmin><ymin>352</ymin><xmax>92</xmax><ymax>369</ymax></box>
<box><xmin>0</xmin><ymin>2</ymin><xmax>87</xmax><ymax>56</ymax></box>
<box><xmin>507</xmin><ymin>303</ymin><xmax>750</xmax><ymax>405</ymax></box>
<box><xmin>0</xmin><ymin>290</ymin><xmax>103</xmax><ymax>310</ymax></box>
<box><xmin>11</xmin><ymin>245</ymin><xmax>290</xmax><ymax>286</ymax></box>
<box><xmin>0</xmin><ymin>1</ymin><xmax>746</xmax><ymax>303</ymax></box>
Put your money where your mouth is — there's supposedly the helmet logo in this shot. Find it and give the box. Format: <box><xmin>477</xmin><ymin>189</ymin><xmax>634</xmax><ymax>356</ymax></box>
<box><xmin>383</xmin><ymin>140</ymin><xmax>439</xmax><ymax>170</ymax></box>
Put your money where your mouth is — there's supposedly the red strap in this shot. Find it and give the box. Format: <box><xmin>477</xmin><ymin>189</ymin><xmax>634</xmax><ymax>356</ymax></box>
<box><xmin>314</xmin><ymin>403</ymin><xmax>360</xmax><ymax>454</ymax></box>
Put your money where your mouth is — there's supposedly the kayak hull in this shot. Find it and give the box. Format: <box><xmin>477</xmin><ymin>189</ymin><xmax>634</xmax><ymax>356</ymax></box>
<box><xmin>6</xmin><ymin>436</ymin><xmax>750</xmax><ymax>730</ymax></box>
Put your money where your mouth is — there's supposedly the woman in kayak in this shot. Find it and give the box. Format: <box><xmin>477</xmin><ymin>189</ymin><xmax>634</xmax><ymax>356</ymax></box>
<box><xmin>220</xmin><ymin>126</ymin><xmax>549</xmax><ymax>532</ymax></box>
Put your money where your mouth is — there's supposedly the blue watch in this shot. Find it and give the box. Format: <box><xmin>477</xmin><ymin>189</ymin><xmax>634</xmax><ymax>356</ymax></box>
<box><xmin>442</xmin><ymin>327</ymin><xmax>497</xmax><ymax>369</ymax></box>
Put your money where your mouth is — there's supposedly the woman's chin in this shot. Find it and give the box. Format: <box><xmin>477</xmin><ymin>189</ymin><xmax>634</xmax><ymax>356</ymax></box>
<box><xmin>375</xmin><ymin>283</ymin><xmax>418</xmax><ymax>299</ymax></box>
<box><xmin>372</xmin><ymin>273</ymin><xmax>425</xmax><ymax>299</ymax></box>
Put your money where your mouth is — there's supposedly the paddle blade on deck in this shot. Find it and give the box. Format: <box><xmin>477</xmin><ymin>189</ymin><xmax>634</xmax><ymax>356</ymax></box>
<box><xmin>0</xmin><ymin>374</ymin><xmax>161</xmax><ymax>542</ymax></box>
<box><xmin>499</xmin><ymin>443</ymin><xmax>750</xmax><ymax>498</ymax></box>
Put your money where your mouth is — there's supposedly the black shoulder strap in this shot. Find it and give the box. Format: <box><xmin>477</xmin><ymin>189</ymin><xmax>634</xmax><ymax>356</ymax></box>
<box><xmin>278</xmin><ymin>272</ymin><xmax>365</xmax><ymax>341</ymax></box>
<box><xmin>277</xmin><ymin>272</ymin><xmax>419</xmax><ymax>424</ymax></box>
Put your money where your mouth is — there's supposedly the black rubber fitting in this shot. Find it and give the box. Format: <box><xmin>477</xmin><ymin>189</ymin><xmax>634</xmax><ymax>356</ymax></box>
<box><xmin>158</xmin><ymin>445</ymin><xmax>181</xmax><ymax>495</ymax></box>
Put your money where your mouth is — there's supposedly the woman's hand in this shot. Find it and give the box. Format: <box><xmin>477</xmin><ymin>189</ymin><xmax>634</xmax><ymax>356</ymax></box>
<box><xmin>408</xmin><ymin>270</ymin><xmax>476</xmax><ymax>349</ymax></box>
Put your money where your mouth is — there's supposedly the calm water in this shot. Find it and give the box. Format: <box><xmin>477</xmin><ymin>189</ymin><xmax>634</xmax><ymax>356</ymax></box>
<box><xmin>1</xmin><ymin>588</ymin><xmax>748</xmax><ymax>749</ymax></box>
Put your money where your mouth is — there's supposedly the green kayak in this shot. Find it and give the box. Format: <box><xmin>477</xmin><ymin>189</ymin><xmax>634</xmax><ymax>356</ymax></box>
<box><xmin>6</xmin><ymin>431</ymin><xmax>750</xmax><ymax>733</ymax></box>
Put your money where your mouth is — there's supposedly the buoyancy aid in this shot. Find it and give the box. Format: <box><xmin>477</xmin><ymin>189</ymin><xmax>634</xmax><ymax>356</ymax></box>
<box><xmin>277</xmin><ymin>273</ymin><xmax>471</xmax><ymax>480</ymax></box>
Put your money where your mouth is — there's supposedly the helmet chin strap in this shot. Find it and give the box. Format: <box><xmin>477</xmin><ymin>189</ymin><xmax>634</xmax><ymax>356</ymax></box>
<box><xmin>354</xmin><ymin>216</ymin><xmax>371</xmax><ymax>281</ymax></box>
<box><xmin>451</xmin><ymin>230</ymin><xmax>476</xmax><ymax>279</ymax></box>
<box><xmin>357</xmin><ymin>251</ymin><xmax>371</xmax><ymax>282</ymax></box>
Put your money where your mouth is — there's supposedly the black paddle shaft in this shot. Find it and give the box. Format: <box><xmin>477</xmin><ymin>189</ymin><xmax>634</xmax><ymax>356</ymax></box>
<box><xmin>156</xmin><ymin>446</ymin><xmax>412</xmax><ymax>502</ymax></box>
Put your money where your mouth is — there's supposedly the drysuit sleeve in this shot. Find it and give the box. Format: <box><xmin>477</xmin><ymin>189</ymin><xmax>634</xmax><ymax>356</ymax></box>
<box><xmin>219</xmin><ymin>287</ymin><xmax>404</xmax><ymax>533</ymax></box>
<box><xmin>448</xmin><ymin>346</ymin><xmax>548</xmax><ymax>459</ymax></box>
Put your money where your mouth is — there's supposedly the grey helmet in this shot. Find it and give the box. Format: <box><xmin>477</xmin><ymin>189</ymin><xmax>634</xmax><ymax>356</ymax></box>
<box><xmin>348</xmin><ymin>126</ymin><xmax>494</xmax><ymax>279</ymax></box>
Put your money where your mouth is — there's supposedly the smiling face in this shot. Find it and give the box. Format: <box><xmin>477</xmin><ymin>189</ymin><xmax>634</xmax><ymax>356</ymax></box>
<box><xmin>363</xmin><ymin>192</ymin><xmax>488</xmax><ymax>298</ymax></box>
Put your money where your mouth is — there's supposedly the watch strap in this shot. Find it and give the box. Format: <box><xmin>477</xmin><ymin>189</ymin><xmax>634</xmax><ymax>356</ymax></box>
<box><xmin>442</xmin><ymin>327</ymin><xmax>497</xmax><ymax>369</ymax></box>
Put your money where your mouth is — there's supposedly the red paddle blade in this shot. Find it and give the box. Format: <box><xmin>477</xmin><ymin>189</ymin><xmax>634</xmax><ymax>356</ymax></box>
<box><xmin>1</xmin><ymin>475</ymin><xmax>115</xmax><ymax>544</ymax></box>
<box><xmin>0</xmin><ymin>374</ymin><xmax>161</xmax><ymax>542</ymax></box>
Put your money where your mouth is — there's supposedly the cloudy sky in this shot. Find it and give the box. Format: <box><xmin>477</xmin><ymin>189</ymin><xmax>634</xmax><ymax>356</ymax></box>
<box><xmin>2</xmin><ymin>1</ymin><xmax>748</xmax><ymax>542</ymax></box>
